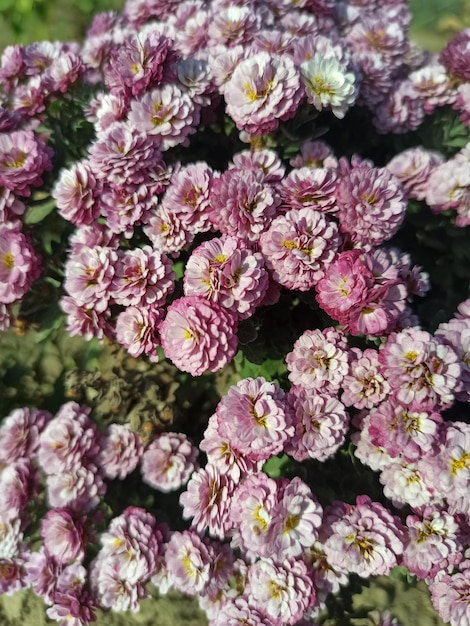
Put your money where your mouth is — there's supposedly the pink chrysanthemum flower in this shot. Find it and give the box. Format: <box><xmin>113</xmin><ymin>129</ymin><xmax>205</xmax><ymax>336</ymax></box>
<box><xmin>88</xmin><ymin>121</ymin><xmax>163</xmax><ymax>186</ymax></box>
<box><xmin>215</xmin><ymin>377</ymin><xmax>292</xmax><ymax>462</ymax></box>
<box><xmin>373</xmin><ymin>78</ymin><xmax>425</xmax><ymax>135</ymax></box>
<box><xmin>0</xmin><ymin>407</ymin><xmax>51</xmax><ymax>463</ymax></box>
<box><xmin>41</xmin><ymin>508</ymin><xmax>85</xmax><ymax>565</ymax></box>
<box><xmin>409</xmin><ymin>61</ymin><xmax>456</xmax><ymax>114</ymax></box>
<box><xmin>0</xmin><ymin>226</ymin><xmax>41</xmax><ymax>304</ymax></box>
<box><xmin>207</xmin><ymin>5</ymin><xmax>259</xmax><ymax>47</ymax></box>
<box><xmin>425</xmin><ymin>158</ymin><xmax>470</xmax><ymax>227</ymax></box>
<box><xmin>335</xmin><ymin>157</ymin><xmax>407</xmax><ymax>247</ymax></box>
<box><xmin>323</xmin><ymin>496</ymin><xmax>405</xmax><ymax>578</ymax></box>
<box><xmin>224</xmin><ymin>51</ymin><xmax>302</xmax><ymax>135</ymax></box>
<box><xmin>0</xmin><ymin>187</ymin><xmax>25</xmax><ymax>223</ymax></box>
<box><xmin>230</xmin><ymin>149</ymin><xmax>285</xmax><ymax>183</ymax></box>
<box><xmin>286</xmin><ymin>327</ymin><xmax>348</xmax><ymax>393</ymax></box>
<box><xmin>100</xmin><ymin>181</ymin><xmax>159</xmax><ymax>239</ymax></box>
<box><xmin>341</xmin><ymin>348</ymin><xmax>391</xmax><ymax>410</ymax></box>
<box><xmin>230</xmin><ymin>472</ymin><xmax>278</xmax><ymax>559</ymax></box>
<box><xmin>260</xmin><ymin>207</ymin><xmax>339</xmax><ymax>291</ymax></box>
<box><xmin>269</xmin><ymin>477</ymin><xmax>323</xmax><ymax>561</ymax></box>
<box><xmin>386</xmin><ymin>146</ymin><xmax>444</xmax><ymax>202</ymax></box>
<box><xmin>52</xmin><ymin>160</ymin><xmax>102</xmax><ymax>226</ymax></box>
<box><xmin>97</xmin><ymin>424</ymin><xmax>143</xmax><ymax>480</ymax></box>
<box><xmin>379</xmin><ymin>328</ymin><xmax>461</xmax><ymax>409</ymax></box>
<box><xmin>429</xmin><ymin>567</ymin><xmax>470</xmax><ymax>626</ymax></box>
<box><xmin>0</xmin><ymin>458</ymin><xmax>37</xmax><ymax>519</ymax></box>
<box><xmin>0</xmin><ymin>130</ymin><xmax>52</xmax><ymax>196</ymax></box>
<box><xmin>210</xmin><ymin>595</ymin><xmax>277</xmax><ymax>626</ymax></box>
<box><xmin>403</xmin><ymin>508</ymin><xmax>461</xmax><ymax>580</ymax></box>
<box><xmin>24</xmin><ymin>547</ymin><xmax>60</xmax><ymax>604</ymax></box>
<box><xmin>110</xmin><ymin>246</ymin><xmax>174</xmax><ymax>308</ymax></box>
<box><xmin>115</xmin><ymin>305</ymin><xmax>163</xmax><ymax>362</ymax></box>
<box><xmin>160</xmin><ymin>162</ymin><xmax>213</xmax><ymax>235</ymax></box>
<box><xmin>104</xmin><ymin>31</ymin><xmax>174</xmax><ymax>99</ymax></box>
<box><xmin>159</xmin><ymin>295</ymin><xmax>238</xmax><ymax>376</ymax></box>
<box><xmin>183</xmin><ymin>236</ymin><xmax>269</xmax><ymax>320</ymax></box>
<box><xmin>199</xmin><ymin>413</ymin><xmax>262</xmax><ymax>483</ymax></box>
<box><xmin>300</xmin><ymin>55</ymin><xmax>357</xmax><ymax>119</ymax></box>
<box><xmin>209</xmin><ymin>168</ymin><xmax>281</xmax><ymax>243</ymax></box>
<box><xmin>180</xmin><ymin>463</ymin><xmax>235</xmax><ymax>539</ymax></box>
<box><xmin>128</xmin><ymin>83</ymin><xmax>200</xmax><ymax>151</ymax></box>
<box><xmin>141</xmin><ymin>432</ymin><xmax>198</xmax><ymax>492</ymax></box>
<box><xmin>436</xmin><ymin>422</ymin><xmax>470</xmax><ymax>506</ymax></box>
<box><xmin>46</xmin><ymin>461</ymin><xmax>105</xmax><ymax>512</ymax></box>
<box><xmin>143</xmin><ymin>202</ymin><xmax>194</xmax><ymax>255</ymax></box>
<box><xmin>439</xmin><ymin>27</ymin><xmax>470</xmax><ymax>81</ymax></box>
<box><xmin>247</xmin><ymin>557</ymin><xmax>315</xmax><ymax>625</ymax></box>
<box><xmin>61</xmin><ymin>296</ymin><xmax>113</xmax><ymax>342</ymax></box>
<box><xmin>279</xmin><ymin>166</ymin><xmax>338</xmax><ymax>214</ymax></box>
<box><xmin>289</xmin><ymin>139</ymin><xmax>338</xmax><ymax>170</ymax></box>
<box><xmin>379</xmin><ymin>458</ymin><xmax>436</xmax><ymax>508</ymax></box>
<box><xmin>64</xmin><ymin>245</ymin><xmax>117</xmax><ymax>313</ymax></box>
<box><xmin>436</xmin><ymin>317</ymin><xmax>470</xmax><ymax>402</ymax></box>
<box><xmin>164</xmin><ymin>530</ymin><xmax>211</xmax><ymax>596</ymax></box>
<box><xmin>284</xmin><ymin>387</ymin><xmax>349</xmax><ymax>462</ymax></box>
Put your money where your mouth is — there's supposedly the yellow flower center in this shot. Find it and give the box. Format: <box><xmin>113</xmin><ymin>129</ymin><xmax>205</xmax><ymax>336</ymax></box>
<box><xmin>2</xmin><ymin>252</ymin><xmax>14</xmax><ymax>269</ymax></box>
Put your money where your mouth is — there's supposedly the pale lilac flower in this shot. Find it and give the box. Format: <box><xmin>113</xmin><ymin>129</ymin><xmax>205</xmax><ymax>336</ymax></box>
<box><xmin>286</xmin><ymin>327</ymin><xmax>348</xmax><ymax>393</ymax></box>
<box><xmin>439</xmin><ymin>27</ymin><xmax>470</xmax><ymax>81</ymax></box>
<box><xmin>284</xmin><ymin>387</ymin><xmax>349</xmax><ymax>462</ymax></box>
<box><xmin>41</xmin><ymin>508</ymin><xmax>85</xmax><ymax>565</ymax></box>
<box><xmin>260</xmin><ymin>207</ymin><xmax>339</xmax><ymax>291</ymax></box>
<box><xmin>115</xmin><ymin>305</ymin><xmax>163</xmax><ymax>362</ymax></box>
<box><xmin>323</xmin><ymin>496</ymin><xmax>405</xmax><ymax>578</ymax></box>
<box><xmin>386</xmin><ymin>147</ymin><xmax>444</xmax><ymax>201</ymax></box>
<box><xmin>159</xmin><ymin>295</ymin><xmax>238</xmax><ymax>376</ymax></box>
<box><xmin>183</xmin><ymin>236</ymin><xmax>269</xmax><ymax>320</ymax></box>
<box><xmin>436</xmin><ymin>422</ymin><xmax>470</xmax><ymax>504</ymax></box>
<box><xmin>409</xmin><ymin>61</ymin><xmax>456</xmax><ymax>114</ymax></box>
<box><xmin>269</xmin><ymin>477</ymin><xmax>323</xmax><ymax>560</ymax></box>
<box><xmin>97</xmin><ymin>424</ymin><xmax>143</xmax><ymax>480</ymax></box>
<box><xmin>141</xmin><ymin>432</ymin><xmax>198</xmax><ymax>492</ymax></box>
<box><xmin>209</xmin><ymin>168</ymin><xmax>280</xmax><ymax>243</ymax></box>
<box><xmin>373</xmin><ymin>79</ymin><xmax>425</xmax><ymax>135</ymax></box>
<box><xmin>335</xmin><ymin>157</ymin><xmax>407</xmax><ymax>247</ymax></box>
<box><xmin>403</xmin><ymin>508</ymin><xmax>461</xmax><ymax>579</ymax></box>
<box><xmin>247</xmin><ymin>557</ymin><xmax>315</xmax><ymax>625</ymax></box>
<box><xmin>230</xmin><ymin>472</ymin><xmax>278</xmax><ymax>559</ymax></box>
<box><xmin>91</xmin><ymin>555</ymin><xmax>144</xmax><ymax>612</ymax></box>
<box><xmin>304</xmin><ymin>541</ymin><xmax>349</xmax><ymax>602</ymax></box>
<box><xmin>0</xmin><ymin>226</ymin><xmax>41</xmax><ymax>304</ymax></box>
<box><xmin>379</xmin><ymin>459</ymin><xmax>435</xmax><ymax>508</ymax></box>
<box><xmin>224</xmin><ymin>52</ymin><xmax>302</xmax><ymax>135</ymax></box>
<box><xmin>300</xmin><ymin>55</ymin><xmax>357</xmax><ymax>118</ymax></box>
<box><xmin>180</xmin><ymin>463</ymin><xmax>235</xmax><ymax>539</ymax></box>
<box><xmin>110</xmin><ymin>246</ymin><xmax>174</xmax><ymax>308</ymax></box>
<box><xmin>430</xmin><ymin>567</ymin><xmax>470</xmax><ymax>626</ymax></box>
<box><xmin>143</xmin><ymin>203</ymin><xmax>194</xmax><ymax>254</ymax></box>
<box><xmin>230</xmin><ymin>149</ymin><xmax>285</xmax><ymax>183</ymax></box>
<box><xmin>52</xmin><ymin>160</ymin><xmax>102</xmax><ymax>226</ymax></box>
<box><xmin>215</xmin><ymin>377</ymin><xmax>292</xmax><ymax>462</ymax></box>
<box><xmin>0</xmin><ymin>555</ymin><xmax>28</xmax><ymax>595</ymax></box>
<box><xmin>164</xmin><ymin>530</ymin><xmax>211</xmax><ymax>595</ymax></box>
<box><xmin>46</xmin><ymin>462</ymin><xmax>105</xmax><ymax>512</ymax></box>
<box><xmin>61</xmin><ymin>296</ymin><xmax>113</xmax><ymax>342</ymax></box>
<box><xmin>0</xmin><ymin>407</ymin><xmax>51</xmax><ymax>463</ymax></box>
<box><xmin>0</xmin><ymin>186</ymin><xmax>25</xmax><ymax>223</ymax></box>
<box><xmin>379</xmin><ymin>328</ymin><xmax>461</xmax><ymax>409</ymax></box>
<box><xmin>24</xmin><ymin>547</ymin><xmax>60</xmax><ymax>604</ymax></box>
<box><xmin>436</xmin><ymin>317</ymin><xmax>470</xmax><ymax>402</ymax></box>
<box><xmin>89</xmin><ymin>121</ymin><xmax>163</xmax><ymax>186</ymax></box>
<box><xmin>289</xmin><ymin>139</ymin><xmax>338</xmax><ymax>170</ymax></box>
<box><xmin>0</xmin><ymin>130</ymin><xmax>52</xmax><ymax>196</ymax></box>
<box><xmin>0</xmin><ymin>458</ymin><xmax>37</xmax><ymax>518</ymax></box>
<box><xmin>341</xmin><ymin>348</ymin><xmax>391</xmax><ymax>410</ymax></box>
<box><xmin>210</xmin><ymin>595</ymin><xmax>277</xmax><ymax>626</ymax></box>
<box><xmin>100</xmin><ymin>181</ymin><xmax>158</xmax><ymax>238</ymax></box>
<box><xmin>0</xmin><ymin>516</ymin><xmax>22</xmax><ymax>561</ymax></box>
<box><xmin>128</xmin><ymin>83</ymin><xmax>200</xmax><ymax>150</ymax></box>
<box><xmin>64</xmin><ymin>245</ymin><xmax>117</xmax><ymax>313</ymax></box>
<box><xmin>279</xmin><ymin>166</ymin><xmax>338</xmax><ymax>214</ymax></box>
<box><xmin>425</xmin><ymin>158</ymin><xmax>470</xmax><ymax>225</ymax></box>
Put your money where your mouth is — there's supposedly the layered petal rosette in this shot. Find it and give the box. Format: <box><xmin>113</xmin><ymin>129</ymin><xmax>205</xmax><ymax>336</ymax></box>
<box><xmin>260</xmin><ymin>207</ymin><xmax>339</xmax><ymax>291</ymax></box>
<box><xmin>159</xmin><ymin>295</ymin><xmax>238</xmax><ymax>376</ymax></box>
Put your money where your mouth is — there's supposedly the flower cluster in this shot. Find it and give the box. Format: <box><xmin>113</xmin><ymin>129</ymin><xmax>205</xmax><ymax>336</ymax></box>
<box><xmin>2</xmin><ymin>0</ymin><xmax>470</xmax><ymax>625</ymax></box>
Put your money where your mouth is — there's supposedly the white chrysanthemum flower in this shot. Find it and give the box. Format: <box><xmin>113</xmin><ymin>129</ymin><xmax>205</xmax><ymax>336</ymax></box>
<box><xmin>300</xmin><ymin>56</ymin><xmax>357</xmax><ymax>119</ymax></box>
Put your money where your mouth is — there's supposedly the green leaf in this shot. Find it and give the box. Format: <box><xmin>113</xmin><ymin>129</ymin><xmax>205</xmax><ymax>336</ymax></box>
<box><xmin>263</xmin><ymin>454</ymin><xmax>291</xmax><ymax>478</ymax></box>
<box><xmin>23</xmin><ymin>199</ymin><xmax>56</xmax><ymax>224</ymax></box>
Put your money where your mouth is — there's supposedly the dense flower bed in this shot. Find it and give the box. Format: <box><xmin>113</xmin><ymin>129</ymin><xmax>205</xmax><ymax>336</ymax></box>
<box><xmin>1</xmin><ymin>1</ymin><xmax>470</xmax><ymax>625</ymax></box>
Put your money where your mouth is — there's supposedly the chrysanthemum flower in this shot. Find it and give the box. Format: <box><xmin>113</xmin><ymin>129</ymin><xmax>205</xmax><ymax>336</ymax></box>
<box><xmin>373</xmin><ymin>79</ymin><xmax>425</xmax><ymax>134</ymax></box>
<box><xmin>260</xmin><ymin>207</ymin><xmax>339</xmax><ymax>291</ymax></box>
<box><xmin>64</xmin><ymin>245</ymin><xmax>117</xmax><ymax>313</ymax></box>
<box><xmin>115</xmin><ymin>305</ymin><xmax>163</xmax><ymax>362</ymax></box>
<box><xmin>341</xmin><ymin>348</ymin><xmax>391</xmax><ymax>410</ymax></box>
<box><xmin>141</xmin><ymin>432</ymin><xmax>198</xmax><ymax>492</ymax></box>
<box><xmin>52</xmin><ymin>159</ymin><xmax>102</xmax><ymax>226</ymax></box>
<box><xmin>0</xmin><ymin>226</ymin><xmax>41</xmax><ymax>304</ymax></box>
<box><xmin>286</xmin><ymin>327</ymin><xmax>348</xmax><ymax>393</ymax></box>
<box><xmin>300</xmin><ymin>55</ymin><xmax>357</xmax><ymax>119</ymax></box>
<box><xmin>224</xmin><ymin>51</ymin><xmax>302</xmax><ymax>135</ymax></box>
<box><xmin>0</xmin><ymin>407</ymin><xmax>51</xmax><ymax>463</ymax></box>
<box><xmin>0</xmin><ymin>130</ymin><xmax>52</xmax><ymax>196</ymax></box>
<box><xmin>159</xmin><ymin>295</ymin><xmax>238</xmax><ymax>376</ymax></box>
<box><xmin>284</xmin><ymin>386</ymin><xmax>349</xmax><ymax>462</ymax></box>
<box><xmin>335</xmin><ymin>157</ymin><xmax>407</xmax><ymax>247</ymax></box>
<box><xmin>97</xmin><ymin>424</ymin><xmax>143</xmax><ymax>480</ymax></box>
<box><xmin>429</xmin><ymin>566</ymin><xmax>470</xmax><ymax>626</ymax></box>
<box><xmin>386</xmin><ymin>147</ymin><xmax>444</xmax><ymax>202</ymax></box>
<box><xmin>439</xmin><ymin>27</ymin><xmax>470</xmax><ymax>81</ymax></box>
<box><xmin>436</xmin><ymin>317</ymin><xmax>470</xmax><ymax>402</ymax></box>
<box><xmin>215</xmin><ymin>377</ymin><xmax>291</xmax><ymax>461</ymax></box>
<box><xmin>279</xmin><ymin>166</ymin><xmax>338</xmax><ymax>213</ymax></box>
<box><xmin>230</xmin><ymin>149</ymin><xmax>285</xmax><ymax>183</ymax></box>
<box><xmin>247</xmin><ymin>557</ymin><xmax>315</xmax><ymax>625</ymax></box>
<box><xmin>41</xmin><ymin>508</ymin><xmax>85</xmax><ymax>565</ymax></box>
<box><xmin>183</xmin><ymin>235</ymin><xmax>269</xmax><ymax>320</ymax></box>
<box><xmin>209</xmin><ymin>168</ymin><xmax>280</xmax><ymax>243</ymax></box>
<box><xmin>323</xmin><ymin>496</ymin><xmax>405</xmax><ymax>578</ymax></box>
<box><xmin>164</xmin><ymin>530</ymin><xmax>211</xmax><ymax>595</ymax></box>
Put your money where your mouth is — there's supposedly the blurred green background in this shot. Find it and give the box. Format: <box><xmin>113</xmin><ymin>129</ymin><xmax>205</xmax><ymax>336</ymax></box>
<box><xmin>0</xmin><ymin>0</ymin><xmax>469</xmax><ymax>49</ymax></box>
